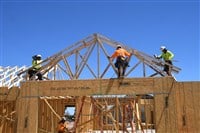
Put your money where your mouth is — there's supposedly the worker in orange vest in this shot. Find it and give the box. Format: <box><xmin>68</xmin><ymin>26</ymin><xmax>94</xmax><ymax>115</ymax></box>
<box><xmin>108</xmin><ymin>45</ymin><xmax>131</xmax><ymax>78</ymax></box>
<box><xmin>57</xmin><ymin>117</ymin><xmax>67</xmax><ymax>133</ymax></box>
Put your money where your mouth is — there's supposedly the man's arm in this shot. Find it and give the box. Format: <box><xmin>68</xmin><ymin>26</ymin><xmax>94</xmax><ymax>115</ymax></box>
<box><xmin>168</xmin><ymin>51</ymin><xmax>174</xmax><ymax>60</ymax></box>
<box><xmin>110</xmin><ymin>51</ymin><xmax>118</xmax><ymax>58</ymax></box>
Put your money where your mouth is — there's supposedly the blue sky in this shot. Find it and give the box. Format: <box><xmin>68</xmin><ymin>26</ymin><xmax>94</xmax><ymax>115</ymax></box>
<box><xmin>0</xmin><ymin>0</ymin><xmax>199</xmax><ymax>81</ymax></box>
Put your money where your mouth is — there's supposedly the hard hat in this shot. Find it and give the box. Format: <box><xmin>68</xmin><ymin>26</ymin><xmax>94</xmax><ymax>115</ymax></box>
<box><xmin>32</xmin><ymin>54</ymin><xmax>42</xmax><ymax>60</ymax></box>
<box><xmin>160</xmin><ymin>46</ymin><xmax>166</xmax><ymax>50</ymax></box>
<box><xmin>36</xmin><ymin>54</ymin><xmax>42</xmax><ymax>58</ymax></box>
<box><xmin>116</xmin><ymin>45</ymin><xmax>122</xmax><ymax>48</ymax></box>
<box><xmin>62</xmin><ymin>117</ymin><xmax>66</xmax><ymax>121</ymax></box>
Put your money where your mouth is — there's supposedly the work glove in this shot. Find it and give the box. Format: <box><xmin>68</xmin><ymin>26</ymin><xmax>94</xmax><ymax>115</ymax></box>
<box><xmin>153</xmin><ymin>54</ymin><xmax>158</xmax><ymax>59</ymax></box>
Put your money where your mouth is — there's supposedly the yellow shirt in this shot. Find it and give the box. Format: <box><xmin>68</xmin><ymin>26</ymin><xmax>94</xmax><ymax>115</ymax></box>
<box><xmin>32</xmin><ymin>60</ymin><xmax>42</xmax><ymax>70</ymax></box>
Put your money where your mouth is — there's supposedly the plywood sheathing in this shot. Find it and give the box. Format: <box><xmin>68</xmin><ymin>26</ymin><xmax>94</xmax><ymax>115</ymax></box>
<box><xmin>175</xmin><ymin>82</ymin><xmax>200</xmax><ymax>132</ymax></box>
<box><xmin>154</xmin><ymin>76</ymin><xmax>177</xmax><ymax>133</ymax></box>
<box><xmin>19</xmin><ymin>78</ymin><xmax>157</xmax><ymax>97</ymax></box>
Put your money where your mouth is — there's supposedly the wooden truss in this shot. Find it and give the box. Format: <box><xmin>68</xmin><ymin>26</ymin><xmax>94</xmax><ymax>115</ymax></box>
<box><xmin>0</xmin><ymin>66</ymin><xmax>26</xmax><ymax>88</ymax></box>
<box><xmin>18</xmin><ymin>33</ymin><xmax>181</xmax><ymax>80</ymax></box>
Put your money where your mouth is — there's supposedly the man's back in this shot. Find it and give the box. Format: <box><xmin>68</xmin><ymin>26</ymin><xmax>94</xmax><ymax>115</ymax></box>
<box><xmin>111</xmin><ymin>48</ymin><xmax>131</xmax><ymax>58</ymax></box>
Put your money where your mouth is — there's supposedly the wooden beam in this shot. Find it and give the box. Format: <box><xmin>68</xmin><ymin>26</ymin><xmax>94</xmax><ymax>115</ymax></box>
<box><xmin>20</xmin><ymin>77</ymin><xmax>175</xmax><ymax>97</ymax></box>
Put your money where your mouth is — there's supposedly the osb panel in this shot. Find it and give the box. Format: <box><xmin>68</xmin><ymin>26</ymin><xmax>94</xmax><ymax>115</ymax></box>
<box><xmin>20</xmin><ymin>78</ymin><xmax>159</xmax><ymax>97</ymax></box>
<box><xmin>16</xmin><ymin>84</ymin><xmax>39</xmax><ymax>133</ymax></box>
<box><xmin>154</xmin><ymin>77</ymin><xmax>178</xmax><ymax>133</ymax></box>
<box><xmin>178</xmin><ymin>82</ymin><xmax>200</xmax><ymax>133</ymax></box>
<box><xmin>192</xmin><ymin>82</ymin><xmax>200</xmax><ymax>132</ymax></box>
<box><xmin>166</xmin><ymin>80</ymin><xmax>178</xmax><ymax>133</ymax></box>
<box><xmin>0</xmin><ymin>87</ymin><xmax>20</xmax><ymax>101</ymax></box>
<box><xmin>157</xmin><ymin>81</ymin><xmax>200</xmax><ymax>133</ymax></box>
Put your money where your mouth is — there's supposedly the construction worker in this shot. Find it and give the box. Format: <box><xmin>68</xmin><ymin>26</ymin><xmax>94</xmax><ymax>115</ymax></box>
<box><xmin>28</xmin><ymin>54</ymin><xmax>43</xmax><ymax>80</ymax></box>
<box><xmin>57</xmin><ymin>117</ymin><xmax>67</xmax><ymax>133</ymax></box>
<box><xmin>154</xmin><ymin>46</ymin><xmax>174</xmax><ymax>76</ymax></box>
<box><xmin>108</xmin><ymin>45</ymin><xmax>131</xmax><ymax>78</ymax></box>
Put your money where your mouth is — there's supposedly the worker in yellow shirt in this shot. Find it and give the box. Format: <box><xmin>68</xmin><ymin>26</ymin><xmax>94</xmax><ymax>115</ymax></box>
<box><xmin>28</xmin><ymin>54</ymin><xmax>43</xmax><ymax>80</ymax></box>
<box><xmin>154</xmin><ymin>46</ymin><xmax>174</xmax><ymax>76</ymax></box>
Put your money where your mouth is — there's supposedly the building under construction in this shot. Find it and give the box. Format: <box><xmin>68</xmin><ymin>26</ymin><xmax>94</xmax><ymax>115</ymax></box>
<box><xmin>0</xmin><ymin>33</ymin><xmax>199</xmax><ymax>133</ymax></box>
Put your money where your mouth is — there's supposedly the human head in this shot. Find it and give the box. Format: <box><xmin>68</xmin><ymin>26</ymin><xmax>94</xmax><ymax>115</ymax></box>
<box><xmin>32</xmin><ymin>54</ymin><xmax>42</xmax><ymax>60</ymax></box>
<box><xmin>59</xmin><ymin>117</ymin><xmax>66</xmax><ymax>124</ymax></box>
<box><xmin>116</xmin><ymin>45</ymin><xmax>122</xmax><ymax>49</ymax></box>
<box><xmin>160</xmin><ymin>46</ymin><xmax>167</xmax><ymax>52</ymax></box>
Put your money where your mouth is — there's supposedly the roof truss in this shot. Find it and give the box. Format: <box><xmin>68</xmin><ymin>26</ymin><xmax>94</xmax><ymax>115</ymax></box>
<box><xmin>17</xmin><ymin>33</ymin><xmax>181</xmax><ymax>80</ymax></box>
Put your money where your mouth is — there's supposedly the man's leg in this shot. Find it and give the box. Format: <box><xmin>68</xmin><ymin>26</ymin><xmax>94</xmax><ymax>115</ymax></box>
<box><xmin>167</xmin><ymin>61</ymin><xmax>172</xmax><ymax>76</ymax></box>
<box><xmin>167</xmin><ymin>67</ymin><xmax>172</xmax><ymax>76</ymax></box>
<box><xmin>165</xmin><ymin>61</ymin><xmax>172</xmax><ymax>76</ymax></box>
<box><xmin>164</xmin><ymin>65</ymin><xmax>169</xmax><ymax>76</ymax></box>
<box><xmin>37</xmin><ymin>72</ymin><xmax>43</xmax><ymax>80</ymax></box>
<box><xmin>122</xmin><ymin>67</ymin><xmax>125</xmax><ymax>77</ymax></box>
<box><xmin>115</xmin><ymin>59</ymin><xmax>121</xmax><ymax>78</ymax></box>
<box><xmin>28</xmin><ymin>69</ymin><xmax>36</xmax><ymax>80</ymax></box>
<box><xmin>122</xmin><ymin>60</ymin><xmax>127</xmax><ymax>77</ymax></box>
<box><xmin>130</xmin><ymin>120</ymin><xmax>136</xmax><ymax>133</ymax></box>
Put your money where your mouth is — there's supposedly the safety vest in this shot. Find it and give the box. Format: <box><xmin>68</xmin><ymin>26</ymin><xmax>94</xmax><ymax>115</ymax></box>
<box><xmin>32</xmin><ymin>60</ymin><xmax>42</xmax><ymax>70</ymax></box>
<box><xmin>159</xmin><ymin>50</ymin><xmax>174</xmax><ymax>61</ymax></box>
<box><xmin>111</xmin><ymin>48</ymin><xmax>131</xmax><ymax>58</ymax></box>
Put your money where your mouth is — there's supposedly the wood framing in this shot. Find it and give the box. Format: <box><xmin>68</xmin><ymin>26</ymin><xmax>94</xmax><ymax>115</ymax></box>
<box><xmin>0</xmin><ymin>77</ymin><xmax>200</xmax><ymax>133</ymax></box>
<box><xmin>16</xmin><ymin>33</ymin><xmax>181</xmax><ymax>81</ymax></box>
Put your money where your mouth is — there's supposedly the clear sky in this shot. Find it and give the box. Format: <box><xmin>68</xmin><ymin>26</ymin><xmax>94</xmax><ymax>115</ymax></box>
<box><xmin>0</xmin><ymin>0</ymin><xmax>199</xmax><ymax>81</ymax></box>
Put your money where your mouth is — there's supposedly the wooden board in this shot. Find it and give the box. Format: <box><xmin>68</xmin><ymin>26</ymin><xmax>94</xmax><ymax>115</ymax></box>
<box><xmin>20</xmin><ymin>77</ymin><xmax>173</xmax><ymax>97</ymax></box>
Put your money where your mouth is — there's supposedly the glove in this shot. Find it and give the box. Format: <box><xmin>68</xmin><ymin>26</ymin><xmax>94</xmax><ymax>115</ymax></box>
<box><xmin>153</xmin><ymin>54</ymin><xmax>158</xmax><ymax>59</ymax></box>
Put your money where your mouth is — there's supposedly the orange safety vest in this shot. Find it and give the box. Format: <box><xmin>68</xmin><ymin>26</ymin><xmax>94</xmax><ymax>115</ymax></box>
<box><xmin>111</xmin><ymin>48</ymin><xmax>131</xmax><ymax>58</ymax></box>
<box><xmin>57</xmin><ymin>123</ymin><xmax>66</xmax><ymax>133</ymax></box>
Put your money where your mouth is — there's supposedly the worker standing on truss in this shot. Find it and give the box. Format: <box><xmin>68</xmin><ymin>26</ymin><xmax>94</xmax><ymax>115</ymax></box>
<box><xmin>154</xmin><ymin>46</ymin><xmax>174</xmax><ymax>76</ymax></box>
<box><xmin>108</xmin><ymin>45</ymin><xmax>131</xmax><ymax>78</ymax></box>
<box><xmin>28</xmin><ymin>54</ymin><xmax>43</xmax><ymax>80</ymax></box>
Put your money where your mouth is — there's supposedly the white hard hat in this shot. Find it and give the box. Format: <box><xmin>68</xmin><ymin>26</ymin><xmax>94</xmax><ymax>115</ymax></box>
<box><xmin>62</xmin><ymin>117</ymin><xmax>66</xmax><ymax>121</ymax></box>
<box><xmin>160</xmin><ymin>46</ymin><xmax>166</xmax><ymax>50</ymax></box>
<box><xmin>117</xmin><ymin>45</ymin><xmax>122</xmax><ymax>48</ymax></box>
<box><xmin>36</xmin><ymin>54</ymin><xmax>42</xmax><ymax>58</ymax></box>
